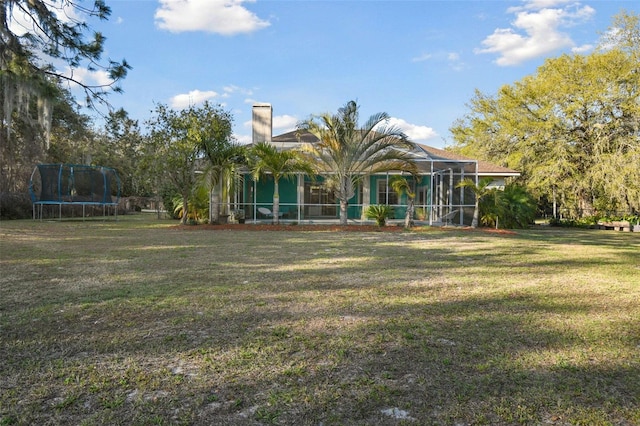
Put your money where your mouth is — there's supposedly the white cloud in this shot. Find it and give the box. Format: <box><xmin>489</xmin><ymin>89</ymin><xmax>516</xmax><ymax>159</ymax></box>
<box><xmin>411</xmin><ymin>53</ymin><xmax>432</xmax><ymax>63</ymax></box>
<box><xmin>273</xmin><ymin>114</ymin><xmax>298</xmax><ymax>133</ymax></box>
<box><xmin>507</xmin><ymin>0</ymin><xmax>573</xmax><ymax>13</ymax></box>
<box><xmin>476</xmin><ymin>1</ymin><xmax>595</xmax><ymax>66</ymax></box>
<box><xmin>387</xmin><ymin>117</ymin><xmax>438</xmax><ymax>142</ymax></box>
<box><xmin>235</xmin><ymin>133</ymin><xmax>252</xmax><ymax>145</ymax></box>
<box><xmin>412</xmin><ymin>51</ymin><xmax>464</xmax><ymax>71</ymax></box>
<box><xmin>572</xmin><ymin>44</ymin><xmax>593</xmax><ymax>54</ymax></box>
<box><xmin>63</xmin><ymin>67</ymin><xmax>112</xmax><ymax>87</ymax></box>
<box><xmin>170</xmin><ymin>90</ymin><xmax>219</xmax><ymax>109</ymax></box>
<box><xmin>155</xmin><ymin>0</ymin><xmax>270</xmax><ymax>35</ymax></box>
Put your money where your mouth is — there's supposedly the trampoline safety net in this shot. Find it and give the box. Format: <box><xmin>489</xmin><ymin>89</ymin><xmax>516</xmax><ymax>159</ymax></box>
<box><xmin>29</xmin><ymin>164</ymin><xmax>121</xmax><ymax>219</ymax></box>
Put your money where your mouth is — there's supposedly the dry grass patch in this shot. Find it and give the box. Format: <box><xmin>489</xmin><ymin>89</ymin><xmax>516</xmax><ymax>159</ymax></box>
<box><xmin>1</xmin><ymin>216</ymin><xmax>639</xmax><ymax>425</ymax></box>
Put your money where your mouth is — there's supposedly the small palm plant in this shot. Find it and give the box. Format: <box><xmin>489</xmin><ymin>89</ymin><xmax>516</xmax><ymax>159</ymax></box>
<box><xmin>390</xmin><ymin>175</ymin><xmax>416</xmax><ymax>228</ymax></box>
<box><xmin>365</xmin><ymin>204</ymin><xmax>394</xmax><ymax>227</ymax></box>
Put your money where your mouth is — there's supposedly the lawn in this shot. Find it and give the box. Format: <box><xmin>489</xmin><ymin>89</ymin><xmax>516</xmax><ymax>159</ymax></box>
<box><xmin>1</xmin><ymin>215</ymin><xmax>639</xmax><ymax>425</ymax></box>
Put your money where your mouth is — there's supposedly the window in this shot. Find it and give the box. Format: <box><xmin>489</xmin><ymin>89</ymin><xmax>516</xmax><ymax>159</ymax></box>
<box><xmin>304</xmin><ymin>182</ymin><xmax>337</xmax><ymax>217</ymax></box>
<box><xmin>377</xmin><ymin>179</ymin><xmax>398</xmax><ymax>205</ymax></box>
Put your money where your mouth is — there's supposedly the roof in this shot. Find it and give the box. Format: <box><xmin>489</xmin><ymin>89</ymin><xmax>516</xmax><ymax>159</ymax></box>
<box><xmin>415</xmin><ymin>144</ymin><xmax>520</xmax><ymax>176</ymax></box>
<box><xmin>270</xmin><ymin>130</ymin><xmax>519</xmax><ymax>177</ymax></box>
<box><xmin>272</xmin><ymin>130</ymin><xmax>318</xmax><ymax>144</ymax></box>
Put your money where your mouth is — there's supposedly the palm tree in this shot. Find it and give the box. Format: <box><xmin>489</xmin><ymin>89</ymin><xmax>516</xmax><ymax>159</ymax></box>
<box><xmin>299</xmin><ymin>100</ymin><xmax>418</xmax><ymax>225</ymax></box>
<box><xmin>201</xmin><ymin>142</ymin><xmax>246</xmax><ymax>224</ymax></box>
<box><xmin>456</xmin><ymin>177</ymin><xmax>494</xmax><ymax>228</ymax></box>
<box><xmin>495</xmin><ymin>184</ymin><xmax>537</xmax><ymax>228</ymax></box>
<box><xmin>390</xmin><ymin>175</ymin><xmax>417</xmax><ymax>228</ymax></box>
<box><xmin>249</xmin><ymin>141</ymin><xmax>315</xmax><ymax>224</ymax></box>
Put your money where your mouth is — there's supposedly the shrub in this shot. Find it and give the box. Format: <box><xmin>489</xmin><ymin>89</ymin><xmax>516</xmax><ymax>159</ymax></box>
<box><xmin>0</xmin><ymin>193</ymin><xmax>33</xmax><ymax>219</ymax></box>
<box><xmin>365</xmin><ymin>205</ymin><xmax>394</xmax><ymax>227</ymax></box>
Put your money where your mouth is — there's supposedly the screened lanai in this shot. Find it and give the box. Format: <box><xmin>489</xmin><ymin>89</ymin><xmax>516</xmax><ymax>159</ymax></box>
<box><xmin>229</xmin><ymin>132</ymin><xmax>479</xmax><ymax>226</ymax></box>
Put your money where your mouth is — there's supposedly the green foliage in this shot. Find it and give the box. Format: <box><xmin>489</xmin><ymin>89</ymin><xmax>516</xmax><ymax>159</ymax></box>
<box><xmin>95</xmin><ymin>110</ymin><xmax>146</xmax><ymax>197</ymax></box>
<box><xmin>2</xmin><ymin>0</ymin><xmax>130</xmax><ymax>112</ymax></box>
<box><xmin>477</xmin><ymin>184</ymin><xmax>536</xmax><ymax>229</ymax></box>
<box><xmin>145</xmin><ymin>102</ymin><xmax>236</xmax><ymax>225</ymax></box>
<box><xmin>450</xmin><ymin>11</ymin><xmax>640</xmax><ymax>218</ymax></box>
<box><xmin>498</xmin><ymin>184</ymin><xmax>537</xmax><ymax>228</ymax></box>
<box><xmin>365</xmin><ymin>204</ymin><xmax>394</xmax><ymax>226</ymax></box>
<box><xmin>390</xmin><ymin>175</ymin><xmax>416</xmax><ymax>228</ymax></box>
<box><xmin>172</xmin><ymin>184</ymin><xmax>209</xmax><ymax>223</ymax></box>
<box><xmin>193</xmin><ymin>105</ymin><xmax>242</xmax><ymax>223</ymax></box>
<box><xmin>159</xmin><ymin>186</ymin><xmax>179</xmax><ymax>219</ymax></box>
<box><xmin>1</xmin><ymin>1</ymin><xmax>129</xmax><ymax>215</ymax></box>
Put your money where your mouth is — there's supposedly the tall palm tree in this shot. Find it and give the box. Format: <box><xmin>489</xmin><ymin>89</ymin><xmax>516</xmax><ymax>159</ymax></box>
<box><xmin>299</xmin><ymin>100</ymin><xmax>418</xmax><ymax>225</ymax></box>
<box><xmin>456</xmin><ymin>177</ymin><xmax>494</xmax><ymax>228</ymax></box>
<box><xmin>249</xmin><ymin>141</ymin><xmax>315</xmax><ymax>224</ymax></box>
<box><xmin>390</xmin><ymin>175</ymin><xmax>417</xmax><ymax>228</ymax></box>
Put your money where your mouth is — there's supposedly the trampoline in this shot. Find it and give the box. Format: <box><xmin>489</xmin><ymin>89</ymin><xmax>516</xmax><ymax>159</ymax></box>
<box><xmin>29</xmin><ymin>164</ymin><xmax>121</xmax><ymax>220</ymax></box>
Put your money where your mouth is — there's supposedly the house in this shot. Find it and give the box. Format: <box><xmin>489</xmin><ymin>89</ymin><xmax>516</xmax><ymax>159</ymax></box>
<box><xmin>237</xmin><ymin>104</ymin><xmax>519</xmax><ymax>226</ymax></box>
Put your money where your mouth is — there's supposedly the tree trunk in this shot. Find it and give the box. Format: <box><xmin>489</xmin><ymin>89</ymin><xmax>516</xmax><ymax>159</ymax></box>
<box><xmin>181</xmin><ymin>193</ymin><xmax>189</xmax><ymax>225</ymax></box>
<box><xmin>405</xmin><ymin>199</ymin><xmax>414</xmax><ymax>228</ymax></box>
<box><xmin>339</xmin><ymin>199</ymin><xmax>348</xmax><ymax>225</ymax></box>
<box><xmin>471</xmin><ymin>200</ymin><xmax>479</xmax><ymax>228</ymax></box>
<box><xmin>339</xmin><ymin>176</ymin><xmax>350</xmax><ymax>225</ymax></box>
<box><xmin>211</xmin><ymin>187</ymin><xmax>220</xmax><ymax>223</ymax></box>
<box><xmin>273</xmin><ymin>179</ymin><xmax>280</xmax><ymax>225</ymax></box>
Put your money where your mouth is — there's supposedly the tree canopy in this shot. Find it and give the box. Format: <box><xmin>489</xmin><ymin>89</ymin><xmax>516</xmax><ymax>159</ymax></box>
<box><xmin>144</xmin><ymin>102</ymin><xmax>237</xmax><ymax>225</ymax></box>
<box><xmin>450</xmin><ymin>12</ymin><xmax>640</xmax><ymax>218</ymax></box>
<box><xmin>1</xmin><ymin>1</ymin><xmax>130</xmax><ymax>118</ymax></box>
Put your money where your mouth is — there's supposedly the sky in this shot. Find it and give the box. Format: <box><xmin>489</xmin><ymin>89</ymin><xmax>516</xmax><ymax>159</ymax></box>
<box><xmin>22</xmin><ymin>0</ymin><xmax>640</xmax><ymax>148</ymax></box>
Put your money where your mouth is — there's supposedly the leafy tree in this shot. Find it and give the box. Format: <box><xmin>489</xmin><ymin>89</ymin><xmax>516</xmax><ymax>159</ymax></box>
<box><xmin>1</xmin><ymin>0</ymin><xmax>128</xmax><ymax>215</ymax></box>
<box><xmin>456</xmin><ymin>177</ymin><xmax>495</xmax><ymax>228</ymax></box>
<box><xmin>1</xmin><ymin>0</ymin><xmax>130</xmax><ymax>131</ymax></box>
<box><xmin>145</xmin><ymin>104</ymin><xmax>202</xmax><ymax>225</ymax></box>
<box><xmin>145</xmin><ymin>102</ymin><xmax>238</xmax><ymax>225</ymax></box>
<box><xmin>451</xmin><ymin>12</ymin><xmax>640</xmax><ymax>218</ymax></box>
<box><xmin>46</xmin><ymin>88</ymin><xmax>95</xmax><ymax>165</ymax></box>
<box><xmin>390</xmin><ymin>175</ymin><xmax>416</xmax><ymax>228</ymax></box>
<box><xmin>249</xmin><ymin>141</ymin><xmax>315</xmax><ymax>224</ymax></box>
<box><xmin>299</xmin><ymin>100</ymin><xmax>417</xmax><ymax>225</ymax></box>
<box><xmin>92</xmin><ymin>109</ymin><xmax>145</xmax><ymax>197</ymax></box>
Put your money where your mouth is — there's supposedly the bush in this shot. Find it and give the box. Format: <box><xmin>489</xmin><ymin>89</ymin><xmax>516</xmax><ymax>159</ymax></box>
<box><xmin>365</xmin><ymin>205</ymin><xmax>394</xmax><ymax>227</ymax></box>
<box><xmin>0</xmin><ymin>193</ymin><xmax>33</xmax><ymax>219</ymax></box>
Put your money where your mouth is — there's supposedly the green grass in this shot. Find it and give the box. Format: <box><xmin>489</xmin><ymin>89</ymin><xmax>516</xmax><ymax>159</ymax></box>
<box><xmin>1</xmin><ymin>215</ymin><xmax>639</xmax><ymax>425</ymax></box>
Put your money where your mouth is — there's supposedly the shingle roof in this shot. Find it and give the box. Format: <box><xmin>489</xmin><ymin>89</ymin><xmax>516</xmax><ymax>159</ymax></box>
<box><xmin>272</xmin><ymin>130</ymin><xmax>318</xmax><ymax>144</ymax></box>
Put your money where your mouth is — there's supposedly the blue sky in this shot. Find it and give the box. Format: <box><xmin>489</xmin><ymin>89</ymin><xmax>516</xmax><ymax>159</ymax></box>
<box><xmin>62</xmin><ymin>1</ymin><xmax>640</xmax><ymax>147</ymax></box>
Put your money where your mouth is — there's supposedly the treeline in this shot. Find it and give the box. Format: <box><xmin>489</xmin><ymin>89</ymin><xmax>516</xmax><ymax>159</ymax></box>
<box><xmin>450</xmin><ymin>12</ymin><xmax>640</xmax><ymax>219</ymax></box>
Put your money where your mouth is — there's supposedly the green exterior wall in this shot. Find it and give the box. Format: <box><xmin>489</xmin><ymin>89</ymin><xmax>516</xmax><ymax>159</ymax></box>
<box><xmin>243</xmin><ymin>173</ymin><xmax>431</xmax><ymax>220</ymax></box>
